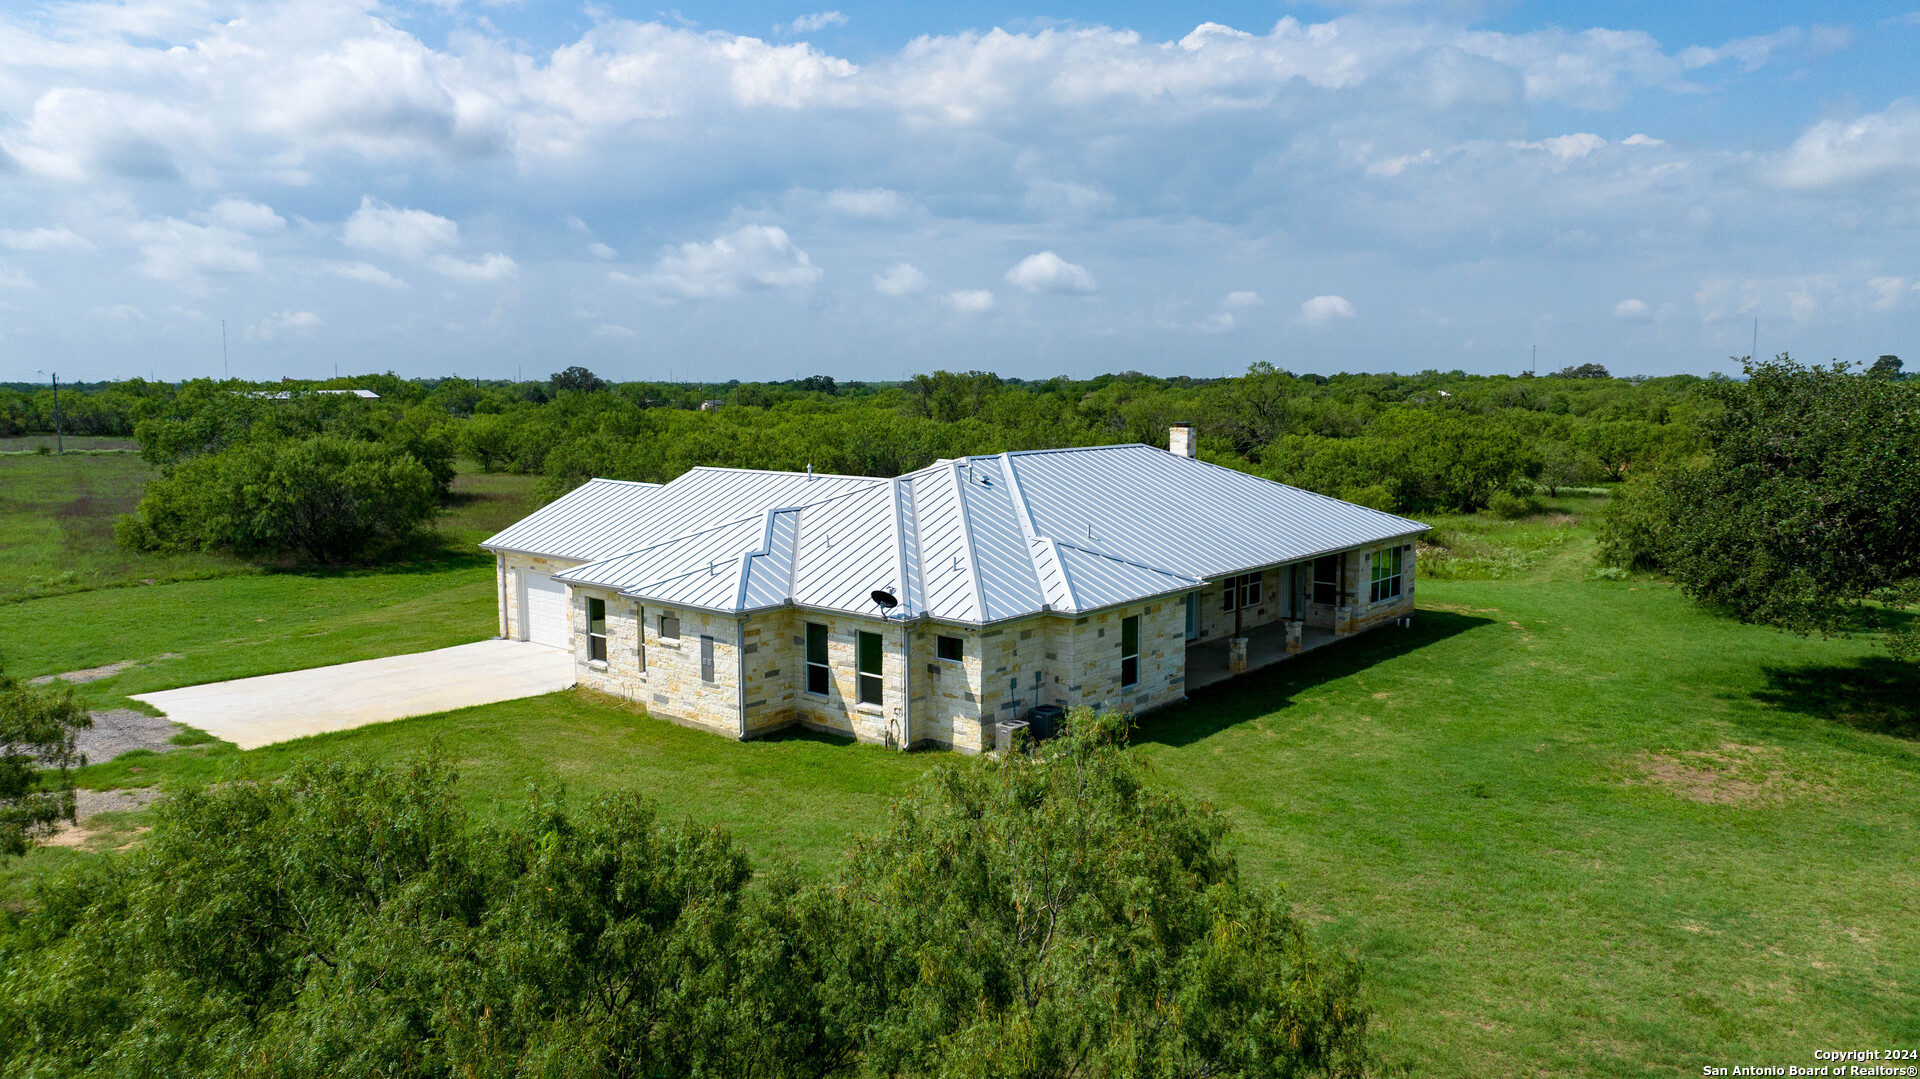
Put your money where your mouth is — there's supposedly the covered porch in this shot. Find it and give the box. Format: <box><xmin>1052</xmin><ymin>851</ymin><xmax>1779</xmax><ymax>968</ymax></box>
<box><xmin>1182</xmin><ymin>618</ymin><xmax>1341</xmax><ymax>694</ymax></box>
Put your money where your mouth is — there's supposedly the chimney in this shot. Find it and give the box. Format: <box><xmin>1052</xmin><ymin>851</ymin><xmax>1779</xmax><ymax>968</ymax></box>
<box><xmin>1168</xmin><ymin>423</ymin><xmax>1196</xmax><ymax>458</ymax></box>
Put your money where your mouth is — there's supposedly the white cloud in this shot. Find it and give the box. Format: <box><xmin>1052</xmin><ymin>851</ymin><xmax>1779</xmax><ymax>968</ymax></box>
<box><xmin>588</xmin><ymin>241</ymin><xmax>618</xmax><ymax>260</ymax></box>
<box><xmin>129</xmin><ymin>219</ymin><xmax>262</xmax><ymax>282</ymax></box>
<box><xmin>1868</xmin><ymin>276</ymin><xmax>1908</xmax><ymax>309</ymax></box>
<box><xmin>873</xmin><ymin>262</ymin><xmax>927</xmax><ymax>296</ymax></box>
<box><xmin>343</xmin><ymin>197</ymin><xmax>459</xmax><ymax>259</ymax></box>
<box><xmin>1005</xmin><ymin>251</ymin><xmax>1097</xmax><ymax>295</ymax></box>
<box><xmin>328</xmin><ymin>261</ymin><xmax>409</xmax><ymax>289</ymax></box>
<box><xmin>1776</xmin><ymin>99</ymin><xmax>1920</xmax><ymax>189</ymax></box>
<box><xmin>1679</xmin><ymin>29</ymin><xmax>1801</xmax><ymax>73</ymax></box>
<box><xmin>204</xmin><ymin>198</ymin><xmax>285</xmax><ymax>233</ymax></box>
<box><xmin>821</xmin><ymin>187</ymin><xmax>912</xmax><ymax>219</ymax></box>
<box><xmin>778</xmin><ymin>11</ymin><xmax>848</xmax><ymax>34</ymax></box>
<box><xmin>430</xmin><ymin>252</ymin><xmax>519</xmax><ymax>282</ymax></box>
<box><xmin>641</xmin><ymin>225</ymin><xmax>822</xmax><ymax>298</ymax></box>
<box><xmin>1807</xmin><ymin>25</ymin><xmax>1852</xmax><ymax>57</ymax></box>
<box><xmin>1197</xmin><ymin>312</ymin><xmax>1234</xmax><ymax>333</ymax></box>
<box><xmin>1223</xmin><ymin>291</ymin><xmax>1263</xmax><ymax>308</ymax></box>
<box><xmin>0</xmin><ymin>268</ymin><xmax>35</xmax><ymax>289</ymax></box>
<box><xmin>595</xmin><ymin>323</ymin><xmax>636</xmax><ymax>337</ymax></box>
<box><xmin>946</xmin><ymin>289</ymin><xmax>995</xmax><ymax>313</ymax></box>
<box><xmin>1613</xmin><ymin>298</ymin><xmax>1651</xmax><ymax>321</ymax></box>
<box><xmin>1300</xmin><ymin>295</ymin><xmax>1356</xmax><ymax>324</ymax></box>
<box><xmin>1512</xmin><ymin>133</ymin><xmax>1607</xmax><ymax>162</ymax></box>
<box><xmin>1366</xmin><ymin>150</ymin><xmax>1434</xmax><ymax>178</ymax></box>
<box><xmin>1024</xmin><ymin>179</ymin><xmax>1114</xmax><ymax>217</ymax></box>
<box><xmin>1622</xmin><ymin>133</ymin><xmax>1665</xmax><ymax>146</ymax></box>
<box><xmin>90</xmin><ymin>304</ymin><xmax>146</xmax><ymax>321</ymax></box>
<box><xmin>248</xmin><ymin>309</ymin><xmax>321</xmax><ymax>341</ymax></box>
<box><xmin>0</xmin><ymin>227</ymin><xmax>96</xmax><ymax>253</ymax></box>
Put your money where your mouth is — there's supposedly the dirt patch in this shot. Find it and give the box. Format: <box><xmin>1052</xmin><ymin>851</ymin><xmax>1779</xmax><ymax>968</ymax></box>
<box><xmin>1625</xmin><ymin>743</ymin><xmax>1817</xmax><ymax>806</ymax></box>
<box><xmin>78</xmin><ymin>709</ymin><xmax>188</xmax><ymax>763</ymax></box>
<box><xmin>31</xmin><ymin>660</ymin><xmax>138</xmax><ymax>685</ymax></box>
<box><xmin>41</xmin><ymin>787</ymin><xmax>160</xmax><ymax>849</ymax></box>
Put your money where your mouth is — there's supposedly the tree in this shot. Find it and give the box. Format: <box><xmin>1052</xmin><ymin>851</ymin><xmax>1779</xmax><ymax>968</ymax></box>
<box><xmin>1609</xmin><ymin>358</ymin><xmax>1920</xmax><ymax>658</ymax></box>
<box><xmin>1868</xmin><ymin>355</ymin><xmax>1903</xmax><ymax>379</ymax></box>
<box><xmin>835</xmin><ymin>709</ymin><xmax>1374</xmax><ymax>1078</ymax></box>
<box><xmin>0</xmin><ymin>672</ymin><xmax>91</xmax><ymax>859</ymax></box>
<box><xmin>120</xmin><ymin>436</ymin><xmax>439</xmax><ymax>564</ymax></box>
<box><xmin>550</xmin><ymin>366</ymin><xmax>610</xmax><ymax>393</ymax></box>
<box><xmin>1550</xmin><ymin>363</ymin><xmax>1611</xmax><ymax>379</ymax></box>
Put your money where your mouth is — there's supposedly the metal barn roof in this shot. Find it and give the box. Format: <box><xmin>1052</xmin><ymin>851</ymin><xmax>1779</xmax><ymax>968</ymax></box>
<box><xmin>482</xmin><ymin>446</ymin><xmax>1426</xmax><ymax>624</ymax></box>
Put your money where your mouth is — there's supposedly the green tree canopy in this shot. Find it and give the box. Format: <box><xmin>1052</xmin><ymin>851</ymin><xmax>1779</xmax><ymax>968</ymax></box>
<box><xmin>0</xmin><ymin>673</ymin><xmax>91</xmax><ymax>859</ymax></box>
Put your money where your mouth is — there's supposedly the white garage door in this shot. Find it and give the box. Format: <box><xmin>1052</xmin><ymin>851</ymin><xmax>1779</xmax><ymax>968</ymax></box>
<box><xmin>523</xmin><ymin>573</ymin><xmax>569</xmax><ymax>648</ymax></box>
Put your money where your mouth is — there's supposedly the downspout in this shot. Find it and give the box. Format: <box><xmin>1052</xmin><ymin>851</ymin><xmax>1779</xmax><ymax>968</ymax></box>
<box><xmin>495</xmin><ymin>553</ymin><xmax>507</xmax><ymax>638</ymax></box>
<box><xmin>900</xmin><ymin>614</ymin><xmax>913</xmax><ymax>752</ymax></box>
<box><xmin>736</xmin><ymin>616</ymin><xmax>748</xmax><ymax>740</ymax></box>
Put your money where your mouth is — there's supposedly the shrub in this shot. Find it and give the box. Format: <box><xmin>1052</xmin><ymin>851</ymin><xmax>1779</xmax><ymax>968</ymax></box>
<box><xmin>120</xmin><ymin>436</ymin><xmax>438</xmax><ymax>564</ymax></box>
<box><xmin>0</xmin><ymin>673</ymin><xmax>91</xmax><ymax>859</ymax></box>
<box><xmin>1486</xmin><ymin>490</ymin><xmax>1538</xmax><ymax>519</ymax></box>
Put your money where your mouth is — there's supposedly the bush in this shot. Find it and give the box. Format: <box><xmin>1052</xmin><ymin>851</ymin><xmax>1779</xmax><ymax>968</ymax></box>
<box><xmin>0</xmin><ymin>720</ymin><xmax>1375</xmax><ymax>1078</ymax></box>
<box><xmin>0</xmin><ymin>673</ymin><xmax>91</xmax><ymax>859</ymax></box>
<box><xmin>1486</xmin><ymin>490</ymin><xmax>1538</xmax><ymax>519</ymax></box>
<box><xmin>120</xmin><ymin>436</ymin><xmax>439</xmax><ymax>564</ymax></box>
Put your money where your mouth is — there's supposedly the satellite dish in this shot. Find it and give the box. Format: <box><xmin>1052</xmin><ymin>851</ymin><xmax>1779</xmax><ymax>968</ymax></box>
<box><xmin>871</xmin><ymin>589</ymin><xmax>899</xmax><ymax>612</ymax></box>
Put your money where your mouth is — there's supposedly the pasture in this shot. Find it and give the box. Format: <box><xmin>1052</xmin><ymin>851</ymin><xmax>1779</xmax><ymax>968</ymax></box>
<box><xmin>3</xmin><ymin>452</ymin><xmax>1915</xmax><ymax>1076</ymax></box>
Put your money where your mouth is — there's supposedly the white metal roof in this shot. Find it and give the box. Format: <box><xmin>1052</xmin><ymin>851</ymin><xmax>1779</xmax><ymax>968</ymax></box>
<box><xmin>487</xmin><ymin>445</ymin><xmax>1426</xmax><ymax>624</ymax></box>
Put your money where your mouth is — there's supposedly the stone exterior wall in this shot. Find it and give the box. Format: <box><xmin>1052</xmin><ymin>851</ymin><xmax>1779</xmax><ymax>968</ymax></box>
<box><xmin>499</xmin><ymin>552</ymin><xmax>583</xmax><ymax>641</ymax></box>
<box><xmin>1191</xmin><ymin>564</ymin><xmax>1291</xmax><ymax>642</ymax></box>
<box><xmin>786</xmin><ymin>612</ymin><xmax>911</xmax><ymax>746</ymax></box>
<box><xmin>1330</xmin><ymin>543</ymin><xmax>1417</xmax><ymax>636</ymax></box>
<box><xmin>572</xmin><ymin>589</ymin><xmax>744</xmax><ymax>738</ymax></box>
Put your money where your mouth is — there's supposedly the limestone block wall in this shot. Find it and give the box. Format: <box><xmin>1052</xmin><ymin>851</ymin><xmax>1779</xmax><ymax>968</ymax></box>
<box><xmin>1058</xmin><ymin>599</ymin><xmax>1186</xmax><ymax>717</ymax></box>
<box><xmin>573</xmin><ymin>591</ymin><xmax>743</xmax><ymax>738</ymax></box>
<box><xmin>1332</xmin><ymin>543</ymin><xmax>1418</xmax><ymax>636</ymax></box>
<box><xmin>912</xmin><ymin>622</ymin><xmax>988</xmax><ymax>753</ymax></box>
<box><xmin>785</xmin><ymin>612</ymin><xmax>910</xmax><ymax>747</ymax></box>
<box><xmin>499</xmin><ymin>552</ymin><xmax>583</xmax><ymax>641</ymax></box>
<box><xmin>741</xmin><ymin>609</ymin><xmax>799</xmax><ymax>737</ymax></box>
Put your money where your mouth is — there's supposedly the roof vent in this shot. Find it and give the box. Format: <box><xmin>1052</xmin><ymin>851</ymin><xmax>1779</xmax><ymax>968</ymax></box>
<box><xmin>1169</xmin><ymin>423</ymin><xmax>1196</xmax><ymax>458</ymax></box>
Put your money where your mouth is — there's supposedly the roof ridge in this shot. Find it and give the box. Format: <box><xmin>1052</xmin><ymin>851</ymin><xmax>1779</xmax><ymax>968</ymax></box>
<box><xmin>677</xmin><ymin>464</ymin><xmax>885</xmax><ymax>482</ymax></box>
<box><xmin>581</xmin><ymin>477</ymin><xmax>664</xmax><ymax>488</ymax></box>
<box><xmin>1048</xmin><ymin>537</ymin><xmax>1204</xmax><ymax>582</ymax></box>
<box><xmin>997</xmin><ymin>452</ymin><xmax>1070</xmax><ymax>611</ymax></box>
<box><xmin>1172</xmin><ymin>453</ymin><xmax>1429</xmax><ymax>531</ymax></box>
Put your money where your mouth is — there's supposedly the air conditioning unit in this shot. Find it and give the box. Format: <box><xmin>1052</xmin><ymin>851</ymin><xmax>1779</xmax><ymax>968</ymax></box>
<box><xmin>995</xmin><ymin>719</ymin><xmax>1030</xmax><ymax>754</ymax></box>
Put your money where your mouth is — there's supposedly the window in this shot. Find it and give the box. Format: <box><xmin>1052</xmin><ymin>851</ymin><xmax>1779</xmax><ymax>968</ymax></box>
<box><xmin>1312</xmin><ymin>555</ymin><xmax>1340</xmax><ymax>606</ymax></box>
<box><xmin>587</xmin><ymin>598</ymin><xmax>607</xmax><ymax>662</ymax></box>
<box><xmin>659</xmin><ymin>612</ymin><xmax>681</xmax><ymax>641</ymax></box>
<box><xmin>1120</xmin><ymin>615</ymin><xmax>1139</xmax><ymax>687</ymax></box>
<box><xmin>635</xmin><ymin>605</ymin><xmax>645</xmax><ymax>671</ymax></box>
<box><xmin>937</xmin><ymin>635</ymin><xmax>964</xmax><ymax>662</ymax></box>
<box><xmin>1369</xmin><ymin>546</ymin><xmax>1404</xmax><ymax>603</ymax></box>
<box><xmin>856</xmin><ymin>630</ymin><xmax>883</xmax><ymax>705</ymax></box>
<box><xmin>700</xmin><ymin>635</ymin><xmax>716</xmax><ymax>683</ymax></box>
<box><xmin>806</xmin><ymin>622</ymin><xmax>830</xmax><ymax>695</ymax></box>
<box><xmin>1220</xmin><ymin>572</ymin><xmax>1263</xmax><ymax>610</ymax></box>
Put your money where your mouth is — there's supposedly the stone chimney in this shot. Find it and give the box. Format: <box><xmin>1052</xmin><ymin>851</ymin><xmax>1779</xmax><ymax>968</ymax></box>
<box><xmin>1168</xmin><ymin>423</ymin><xmax>1196</xmax><ymax>458</ymax></box>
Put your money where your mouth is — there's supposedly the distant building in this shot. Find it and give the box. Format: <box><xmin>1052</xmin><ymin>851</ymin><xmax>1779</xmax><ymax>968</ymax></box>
<box><xmin>481</xmin><ymin>425</ymin><xmax>1423</xmax><ymax>752</ymax></box>
<box><xmin>698</xmin><ymin>399</ymin><xmax>726</xmax><ymax>411</ymax></box>
<box><xmin>250</xmin><ymin>389</ymin><xmax>380</xmax><ymax>399</ymax></box>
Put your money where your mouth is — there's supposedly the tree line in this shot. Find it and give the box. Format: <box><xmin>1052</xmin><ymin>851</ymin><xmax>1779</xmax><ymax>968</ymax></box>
<box><xmin>0</xmin><ymin>713</ymin><xmax>1373</xmax><ymax>1079</ymax></box>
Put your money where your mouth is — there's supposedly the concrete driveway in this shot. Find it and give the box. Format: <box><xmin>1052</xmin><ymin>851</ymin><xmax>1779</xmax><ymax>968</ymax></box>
<box><xmin>132</xmin><ymin>639</ymin><xmax>576</xmax><ymax>750</ymax></box>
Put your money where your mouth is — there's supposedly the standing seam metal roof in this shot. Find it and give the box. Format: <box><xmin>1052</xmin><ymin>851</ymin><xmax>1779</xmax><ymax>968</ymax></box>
<box><xmin>485</xmin><ymin>446</ymin><xmax>1426</xmax><ymax>623</ymax></box>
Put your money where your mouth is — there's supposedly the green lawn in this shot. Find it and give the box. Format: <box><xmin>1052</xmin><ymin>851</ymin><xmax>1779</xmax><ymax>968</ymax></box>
<box><xmin>5</xmin><ymin>482</ymin><xmax>1917</xmax><ymax>1076</ymax></box>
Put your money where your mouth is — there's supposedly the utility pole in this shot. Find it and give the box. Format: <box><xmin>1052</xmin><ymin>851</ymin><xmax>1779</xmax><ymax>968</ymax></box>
<box><xmin>36</xmin><ymin>369</ymin><xmax>62</xmax><ymax>453</ymax></box>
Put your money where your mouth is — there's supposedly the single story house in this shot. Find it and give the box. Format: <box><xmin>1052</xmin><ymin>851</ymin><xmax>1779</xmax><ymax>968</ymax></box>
<box><xmin>480</xmin><ymin>426</ymin><xmax>1425</xmax><ymax>752</ymax></box>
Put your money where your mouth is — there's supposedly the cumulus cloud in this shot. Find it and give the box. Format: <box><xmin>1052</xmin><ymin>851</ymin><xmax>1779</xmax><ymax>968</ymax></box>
<box><xmin>1300</xmin><ymin>295</ymin><xmax>1355</xmax><ymax>324</ymax></box>
<box><xmin>1223</xmin><ymin>291</ymin><xmax>1263</xmax><ymax>308</ymax></box>
<box><xmin>638</xmin><ymin>225</ymin><xmax>822</xmax><ymax>298</ymax></box>
<box><xmin>946</xmin><ymin>289</ymin><xmax>995</xmax><ymax>313</ymax></box>
<box><xmin>1776</xmin><ymin>99</ymin><xmax>1920</xmax><ymax>189</ymax></box>
<box><xmin>1678</xmin><ymin>28</ymin><xmax>1801</xmax><ymax>72</ymax></box>
<box><xmin>248</xmin><ymin>309</ymin><xmax>321</xmax><ymax>341</ymax></box>
<box><xmin>328</xmin><ymin>261</ymin><xmax>409</xmax><ymax>289</ymax></box>
<box><xmin>1</xmin><ymin>226</ymin><xmax>96</xmax><ymax>252</ymax></box>
<box><xmin>778</xmin><ymin>11</ymin><xmax>848</xmax><ymax>34</ymax></box>
<box><xmin>204</xmin><ymin>198</ymin><xmax>285</xmax><ymax>232</ymax></box>
<box><xmin>1622</xmin><ymin>133</ymin><xmax>1665</xmax><ymax>146</ymax></box>
<box><xmin>1613</xmin><ymin>298</ymin><xmax>1651</xmax><ymax>321</ymax></box>
<box><xmin>1005</xmin><ymin>251</ymin><xmax>1097</xmax><ymax>294</ymax></box>
<box><xmin>588</xmin><ymin>242</ymin><xmax>618</xmax><ymax>260</ymax></box>
<box><xmin>344</xmin><ymin>197</ymin><xmax>459</xmax><ymax>259</ymax></box>
<box><xmin>0</xmin><ymin>267</ymin><xmax>36</xmax><ymax>289</ymax></box>
<box><xmin>821</xmin><ymin>187</ymin><xmax>912</xmax><ymax>219</ymax></box>
<box><xmin>1512</xmin><ymin>133</ymin><xmax>1607</xmax><ymax>162</ymax></box>
<box><xmin>873</xmin><ymin>262</ymin><xmax>927</xmax><ymax>296</ymax></box>
<box><xmin>430</xmin><ymin>252</ymin><xmax>518</xmax><ymax>282</ymax></box>
<box><xmin>1197</xmin><ymin>312</ymin><xmax>1234</xmax><ymax>334</ymax></box>
<box><xmin>1868</xmin><ymin>276</ymin><xmax>1908</xmax><ymax>309</ymax></box>
<box><xmin>130</xmin><ymin>219</ymin><xmax>262</xmax><ymax>282</ymax></box>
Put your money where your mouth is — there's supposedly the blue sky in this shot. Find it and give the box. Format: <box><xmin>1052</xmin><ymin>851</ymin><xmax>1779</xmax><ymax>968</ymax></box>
<box><xmin>1</xmin><ymin>0</ymin><xmax>1916</xmax><ymax>383</ymax></box>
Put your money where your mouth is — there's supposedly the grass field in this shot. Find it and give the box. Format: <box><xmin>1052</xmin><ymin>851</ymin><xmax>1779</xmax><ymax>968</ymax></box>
<box><xmin>4</xmin><ymin>457</ymin><xmax>1916</xmax><ymax>1076</ymax></box>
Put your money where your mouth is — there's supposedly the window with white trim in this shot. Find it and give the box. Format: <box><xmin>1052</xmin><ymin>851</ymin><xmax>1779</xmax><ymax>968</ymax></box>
<box><xmin>1220</xmin><ymin>571</ymin><xmax>1263</xmax><ymax>611</ymax></box>
<box><xmin>587</xmin><ymin>598</ymin><xmax>607</xmax><ymax>662</ymax></box>
<box><xmin>1120</xmin><ymin>615</ymin><xmax>1140</xmax><ymax>687</ymax></box>
<box><xmin>856</xmin><ymin>631</ymin><xmax>883</xmax><ymax>705</ymax></box>
<box><xmin>806</xmin><ymin>622</ymin><xmax>830</xmax><ymax>695</ymax></box>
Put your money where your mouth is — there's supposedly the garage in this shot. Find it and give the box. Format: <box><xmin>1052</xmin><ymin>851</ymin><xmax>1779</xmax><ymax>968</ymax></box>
<box><xmin>522</xmin><ymin>572</ymin><xmax>569</xmax><ymax>648</ymax></box>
